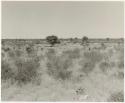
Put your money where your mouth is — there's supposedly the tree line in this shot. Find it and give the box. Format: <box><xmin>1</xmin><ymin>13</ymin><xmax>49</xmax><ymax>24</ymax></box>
<box><xmin>46</xmin><ymin>35</ymin><xmax>89</xmax><ymax>46</ymax></box>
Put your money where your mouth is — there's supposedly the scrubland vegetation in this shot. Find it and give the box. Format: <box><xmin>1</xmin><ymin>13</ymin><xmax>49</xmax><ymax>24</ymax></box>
<box><xmin>1</xmin><ymin>38</ymin><xmax>124</xmax><ymax>101</ymax></box>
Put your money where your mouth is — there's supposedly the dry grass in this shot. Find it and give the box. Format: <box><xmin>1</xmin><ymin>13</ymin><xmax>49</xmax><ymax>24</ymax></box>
<box><xmin>99</xmin><ymin>61</ymin><xmax>111</xmax><ymax>74</ymax></box>
<box><xmin>117</xmin><ymin>61</ymin><xmax>124</xmax><ymax>69</ymax></box>
<box><xmin>46</xmin><ymin>54</ymin><xmax>73</xmax><ymax>80</ymax></box>
<box><xmin>80</xmin><ymin>60</ymin><xmax>95</xmax><ymax>75</ymax></box>
<box><xmin>1</xmin><ymin>41</ymin><xmax>124</xmax><ymax>101</ymax></box>
<box><xmin>1</xmin><ymin>60</ymin><xmax>14</xmax><ymax>80</ymax></box>
<box><xmin>62</xmin><ymin>48</ymin><xmax>80</xmax><ymax>59</ymax></box>
<box><xmin>2</xmin><ymin>46</ymin><xmax>41</xmax><ymax>85</ymax></box>
<box><xmin>14</xmin><ymin>58</ymin><xmax>40</xmax><ymax>84</ymax></box>
<box><xmin>84</xmin><ymin>50</ymin><xmax>103</xmax><ymax>63</ymax></box>
<box><xmin>45</xmin><ymin>48</ymin><xmax>56</xmax><ymax>60</ymax></box>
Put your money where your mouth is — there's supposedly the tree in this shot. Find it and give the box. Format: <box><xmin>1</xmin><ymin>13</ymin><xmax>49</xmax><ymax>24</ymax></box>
<box><xmin>82</xmin><ymin>36</ymin><xmax>89</xmax><ymax>45</ymax></box>
<box><xmin>106</xmin><ymin>38</ymin><xmax>110</xmax><ymax>41</ymax></box>
<box><xmin>46</xmin><ymin>35</ymin><xmax>59</xmax><ymax>46</ymax></box>
<box><xmin>73</xmin><ymin>37</ymin><xmax>78</xmax><ymax>43</ymax></box>
<box><xmin>69</xmin><ymin>38</ymin><xmax>73</xmax><ymax>42</ymax></box>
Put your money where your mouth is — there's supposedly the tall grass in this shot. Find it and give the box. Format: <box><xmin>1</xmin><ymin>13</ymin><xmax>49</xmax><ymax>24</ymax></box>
<box><xmin>45</xmin><ymin>48</ymin><xmax>56</xmax><ymax>60</ymax></box>
<box><xmin>79</xmin><ymin>50</ymin><xmax>103</xmax><ymax>75</ymax></box>
<box><xmin>117</xmin><ymin>61</ymin><xmax>124</xmax><ymax>69</ymax></box>
<box><xmin>46</xmin><ymin>49</ymin><xmax>73</xmax><ymax>80</ymax></box>
<box><xmin>2</xmin><ymin>48</ymin><xmax>41</xmax><ymax>85</ymax></box>
<box><xmin>117</xmin><ymin>72</ymin><xmax>124</xmax><ymax>79</ymax></box>
<box><xmin>62</xmin><ymin>48</ymin><xmax>80</xmax><ymax>59</ymax></box>
<box><xmin>1</xmin><ymin>60</ymin><xmax>14</xmax><ymax>80</ymax></box>
<box><xmin>14</xmin><ymin>58</ymin><xmax>40</xmax><ymax>84</ymax></box>
<box><xmin>84</xmin><ymin>50</ymin><xmax>103</xmax><ymax>63</ymax></box>
<box><xmin>99</xmin><ymin>61</ymin><xmax>111</xmax><ymax>73</ymax></box>
<box><xmin>79</xmin><ymin>60</ymin><xmax>95</xmax><ymax>75</ymax></box>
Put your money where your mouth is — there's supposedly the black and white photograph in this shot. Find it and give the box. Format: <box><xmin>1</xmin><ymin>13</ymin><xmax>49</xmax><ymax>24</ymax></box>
<box><xmin>1</xmin><ymin>1</ymin><xmax>124</xmax><ymax>102</ymax></box>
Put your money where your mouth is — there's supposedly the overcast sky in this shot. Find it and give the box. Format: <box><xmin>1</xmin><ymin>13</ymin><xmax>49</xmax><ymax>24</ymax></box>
<box><xmin>2</xmin><ymin>1</ymin><xmax>124</xmax><ymax>39</ymax></box>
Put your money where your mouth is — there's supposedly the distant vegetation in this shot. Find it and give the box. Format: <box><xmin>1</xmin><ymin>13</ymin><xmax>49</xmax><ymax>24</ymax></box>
<box><xmin>1</xmin><ymin>36</ymin><xmax>124</xmax><ymax>101</ymax></box>
<box><xmin>82</xmin><ymin>36</ymin><xmax>89</xmax><ymax>45</ymax></box>
<box><xmin>46</xmin><ymin>35</ymin><xmax>60</xmax><ymax>46</ymax></box>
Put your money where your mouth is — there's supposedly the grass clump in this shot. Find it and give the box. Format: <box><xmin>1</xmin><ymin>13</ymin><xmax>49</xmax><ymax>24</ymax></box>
<box><xmin>79</xmin><ymin>50</ymin><xmax>103</xmax><ymax>75</ymax></box>
<box><xmin>107</xmin><ymin>91</ymin><xmax>124</xmax><ymax>102</ymax></box>
<box><xmin>46</xmin><ymin>48</ymin><xmax>56</xmax><ymax>60</ymax></box>
<box><xmin>1</xmin><ymin>56</ymin><xmax>40</xmax><ymax>85</ymax></box>
<box><xmin>46</xmin><ymin>55</ymin><xmax>72</xmax><ymax>80</ymax></box>
<box><xmin>14</xmin><ymin>58</ymin><xmax>40</xmax><ymax>84</ymax></box>
<box><xmin>115</xmin><ymin>72</ymin><xmax>124</xmax><ymax>79</ymax></box>
<box><xmin>99</xmin><ymin>61</ymin><xmax>111</xmax><ymax>73</ymax></box>
<box><xmin>117</xmin><ymin>61</ymin><xmax>124</xmax><ymax>69</ymax></box>
<box><xmin>80</xmin><ymin>61</ymin><xmax>95</xmax><ymax>75</ymax></box>
<box><xmin>8</xmin><ymin>50</ymin><xmax>15</xmax><ymax>58</ymax></box>
<box><xmin>62</xmin><ymin>48</ymin><xmax>80</xmax><ymax>59</ymax></box>
<box><xmin>84</xmin><ymin>51</ymin><xmax>103</xmax><ymax>63</ymax></box>
<box><xmin>15</xmin><ymin>50</ymin><xmax>23</xmax><ymax>57</ymax></box>
<box><xmin>1</xmin><ymin>60</ymin><xmax>14</xmax><ymax>80</ymax></box>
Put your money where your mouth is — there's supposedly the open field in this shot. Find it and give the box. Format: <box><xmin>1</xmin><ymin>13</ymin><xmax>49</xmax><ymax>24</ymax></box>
<box><xmin>1</xmin><ymin>39</ymin><xmax>124</xmax><ymax>101</ymax></box>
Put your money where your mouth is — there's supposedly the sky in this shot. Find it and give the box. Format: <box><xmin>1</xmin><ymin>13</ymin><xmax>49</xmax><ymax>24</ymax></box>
<box><xmin>2</xmin><ymin>1</ymin><xmax>124</xmax><ymax>39</ymax></box>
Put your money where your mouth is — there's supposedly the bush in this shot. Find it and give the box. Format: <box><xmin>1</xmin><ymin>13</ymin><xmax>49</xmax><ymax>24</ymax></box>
<box><xmin>26</xmin><ymin>47</ymin><xmax>33</xmax><ymax>54</ymax></box>
<box><xmin>82</xmin><ymin>36</ymin><xmax>89</xmax><ymax>45</ymax></box>
<box><xmin>101</xmin><ymin>43</ymin><xmax>106</xmax><ymax>49</ymax></box>
<box><xmin>1</xmin><ymin>60</ymin><xmax>14</xmax><ymax>80</ymax></box>
<box><xmin>62</xmin><ymin>48</ymin><xmax>80</xmax><ymax>59</ymax></box>
<box><xmin>2</xmin><ymin>52</ymin><xmax>5</xmax><ymax>58</ymax></box>
<box><xmin>3</xmin><ymin>47</ymin><xmax>10</xmax><ymax>52</ymax></box>
<box><xmin>109</xmin><ymin>61</ymin><xmax>116</xmax><ymax>68</ymax></box>
<box><xmin>46</xmin><ymin>55</ymin><xmax>72</xmax><ymax>80</ymax></box>
<box><xmin>79</xmin><ymin>51</ymin><xmax>102</xmax><ymax>75</ymax></box>
<box><xmin>1</xmin><ymin>56</ymin><xmax>40</xmax><ymax>84</ymax></box>
<box><xmin>117</xmin><ymin>61</ymin><xmax>124</xmax><ymax>69</ymax></box>
<box><xmin>14</xmin><ymin>58</ymin><xmax>40</xmax><ymax>84</ymax></box>
<box><xmin>84</xmin><ymin>51</ymin><xmax>103</xmax><ymax>63</ymax></box>
<box><xmin>8</xmin><ymin>50</ymin><xmax>15</xmax><ymax>58</ymax></box>
<box><xmin>99</xmin><ymin>61</ymin><xmax>111</xmax><ymax>73</ymax></box>
<box><xmin>80</xmin><ymin>61</ymin><xmax>95</xmax><ymax>75</ymax></box>
<box><xmin>46</xmin><ymin>35</ymin><xmax>59</xmax><ymax>46</ymax></box>
<box><xmin>107</xmin><ymin>91</ymin><xmax>124</xmax><ymax>102</ymax></box>
<box><xmin>46</xmin><ymin>48</ymin><xmax>56</xmax><ymax>60</ymax></box>
<box><xmin>116</xmin><ymin>72</ymin><xmax>124</xmax><ymax>79</ymax></box>
<box><xmin>15</xmin><ymin>50</ymin><xmax>23</xmax><ymax>57</ymax></box>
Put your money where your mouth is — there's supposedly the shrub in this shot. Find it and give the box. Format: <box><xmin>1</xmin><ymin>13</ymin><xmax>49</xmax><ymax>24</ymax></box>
<box><xmin>84</xmin><ymin>51</ymin><xmax>103</xmax><ymax>63</ymax></box>
<box><xmin>46</xmin><ymin>55</ymin><xmax>72</xmax><ymax>80</ymax></box>
<box><xmin>82</xmin><ymin>36</ymin><xmax>89</xmax><ymax>45</ymax></box>
<box><xmin>106</xmin><ymin>38</ymin><xmax>110</xmax><ymax>41</ymax></box>
<box><xmin>46</xmin><ymin>48</ymin><xmax>56</xmax><ymax>60</ymax></box>
<box><xmin>2</xmin><ymin>52</ymin><xmax>5</xmax><ymax>58</ymax></box>
<box><xmin>80</xmin><ymin>61</ymin><xmax>95</xmax><ymax>75</ymax></box>
<box><xmin>15</xmin><ymin>50</ymin><xmax>23</xmax><ymax>57</ymax></box>
<box><xmin>14</xmin><ymin>58</ymin><xmax>40</xmax><ymax>84</ymax></box>
<box><xmin>99</xmin><ymin>61</ymin><xmax>111</xmax><ymax>73</ymax></box>
<box><xmin>116</xmin><ymin>72</ymin><xmax>124</xmax><ymax>79</ymax></box>
<box><xmin>8</xmin><ymin>49</ymin><xmax>24</xmax><ymax>58</ymax></box>
<box><xmin>107</xmin><ymin>91</ymin><xmax>124</xmax><ymax>102</ymax></box>
<box><xmin>117</xmin><ymin>61</ymin><xmax>124</xmax><ymax>69</ymax></box>
<box><xmin>62</xmin><ymin>48</ymin><xmax>80</xmax><ymax>59</ymax></box>
<box><xmin>26</xmin><ymin>47</ymin><xmax>33</xmax><ymax>54</ymax></box>
<box><xmin>1</xmin><ymin>60</ymin><xmax>14</xmax><ymax>80</ymax></box>
<box><xmin>76</xmin><ymin>87</ymin><xmax>85</xmax><ymax>95</ymax></box>
<box><xmin>46</xmin><ymin>35</ymin><xmax>59</xmax><ymax>46</ymax></box>
<box><xmin>109</xmin><ymin>61</ymin><xmax>116</xmax><ymax>68</ymax></box>
<box><xmin>101</xmin><ymin>43</ymin><xmax>106</xmax><ymax>49</ymax></box>
<box><xmin>8</xmin><ymin>50</ymin><xmax>15</xmax><ymax>58</ymax></box>
<box><xmin>3</xmin><ymin>47</ymin><xmax>10</xmax><ymax>52</ymax></box>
